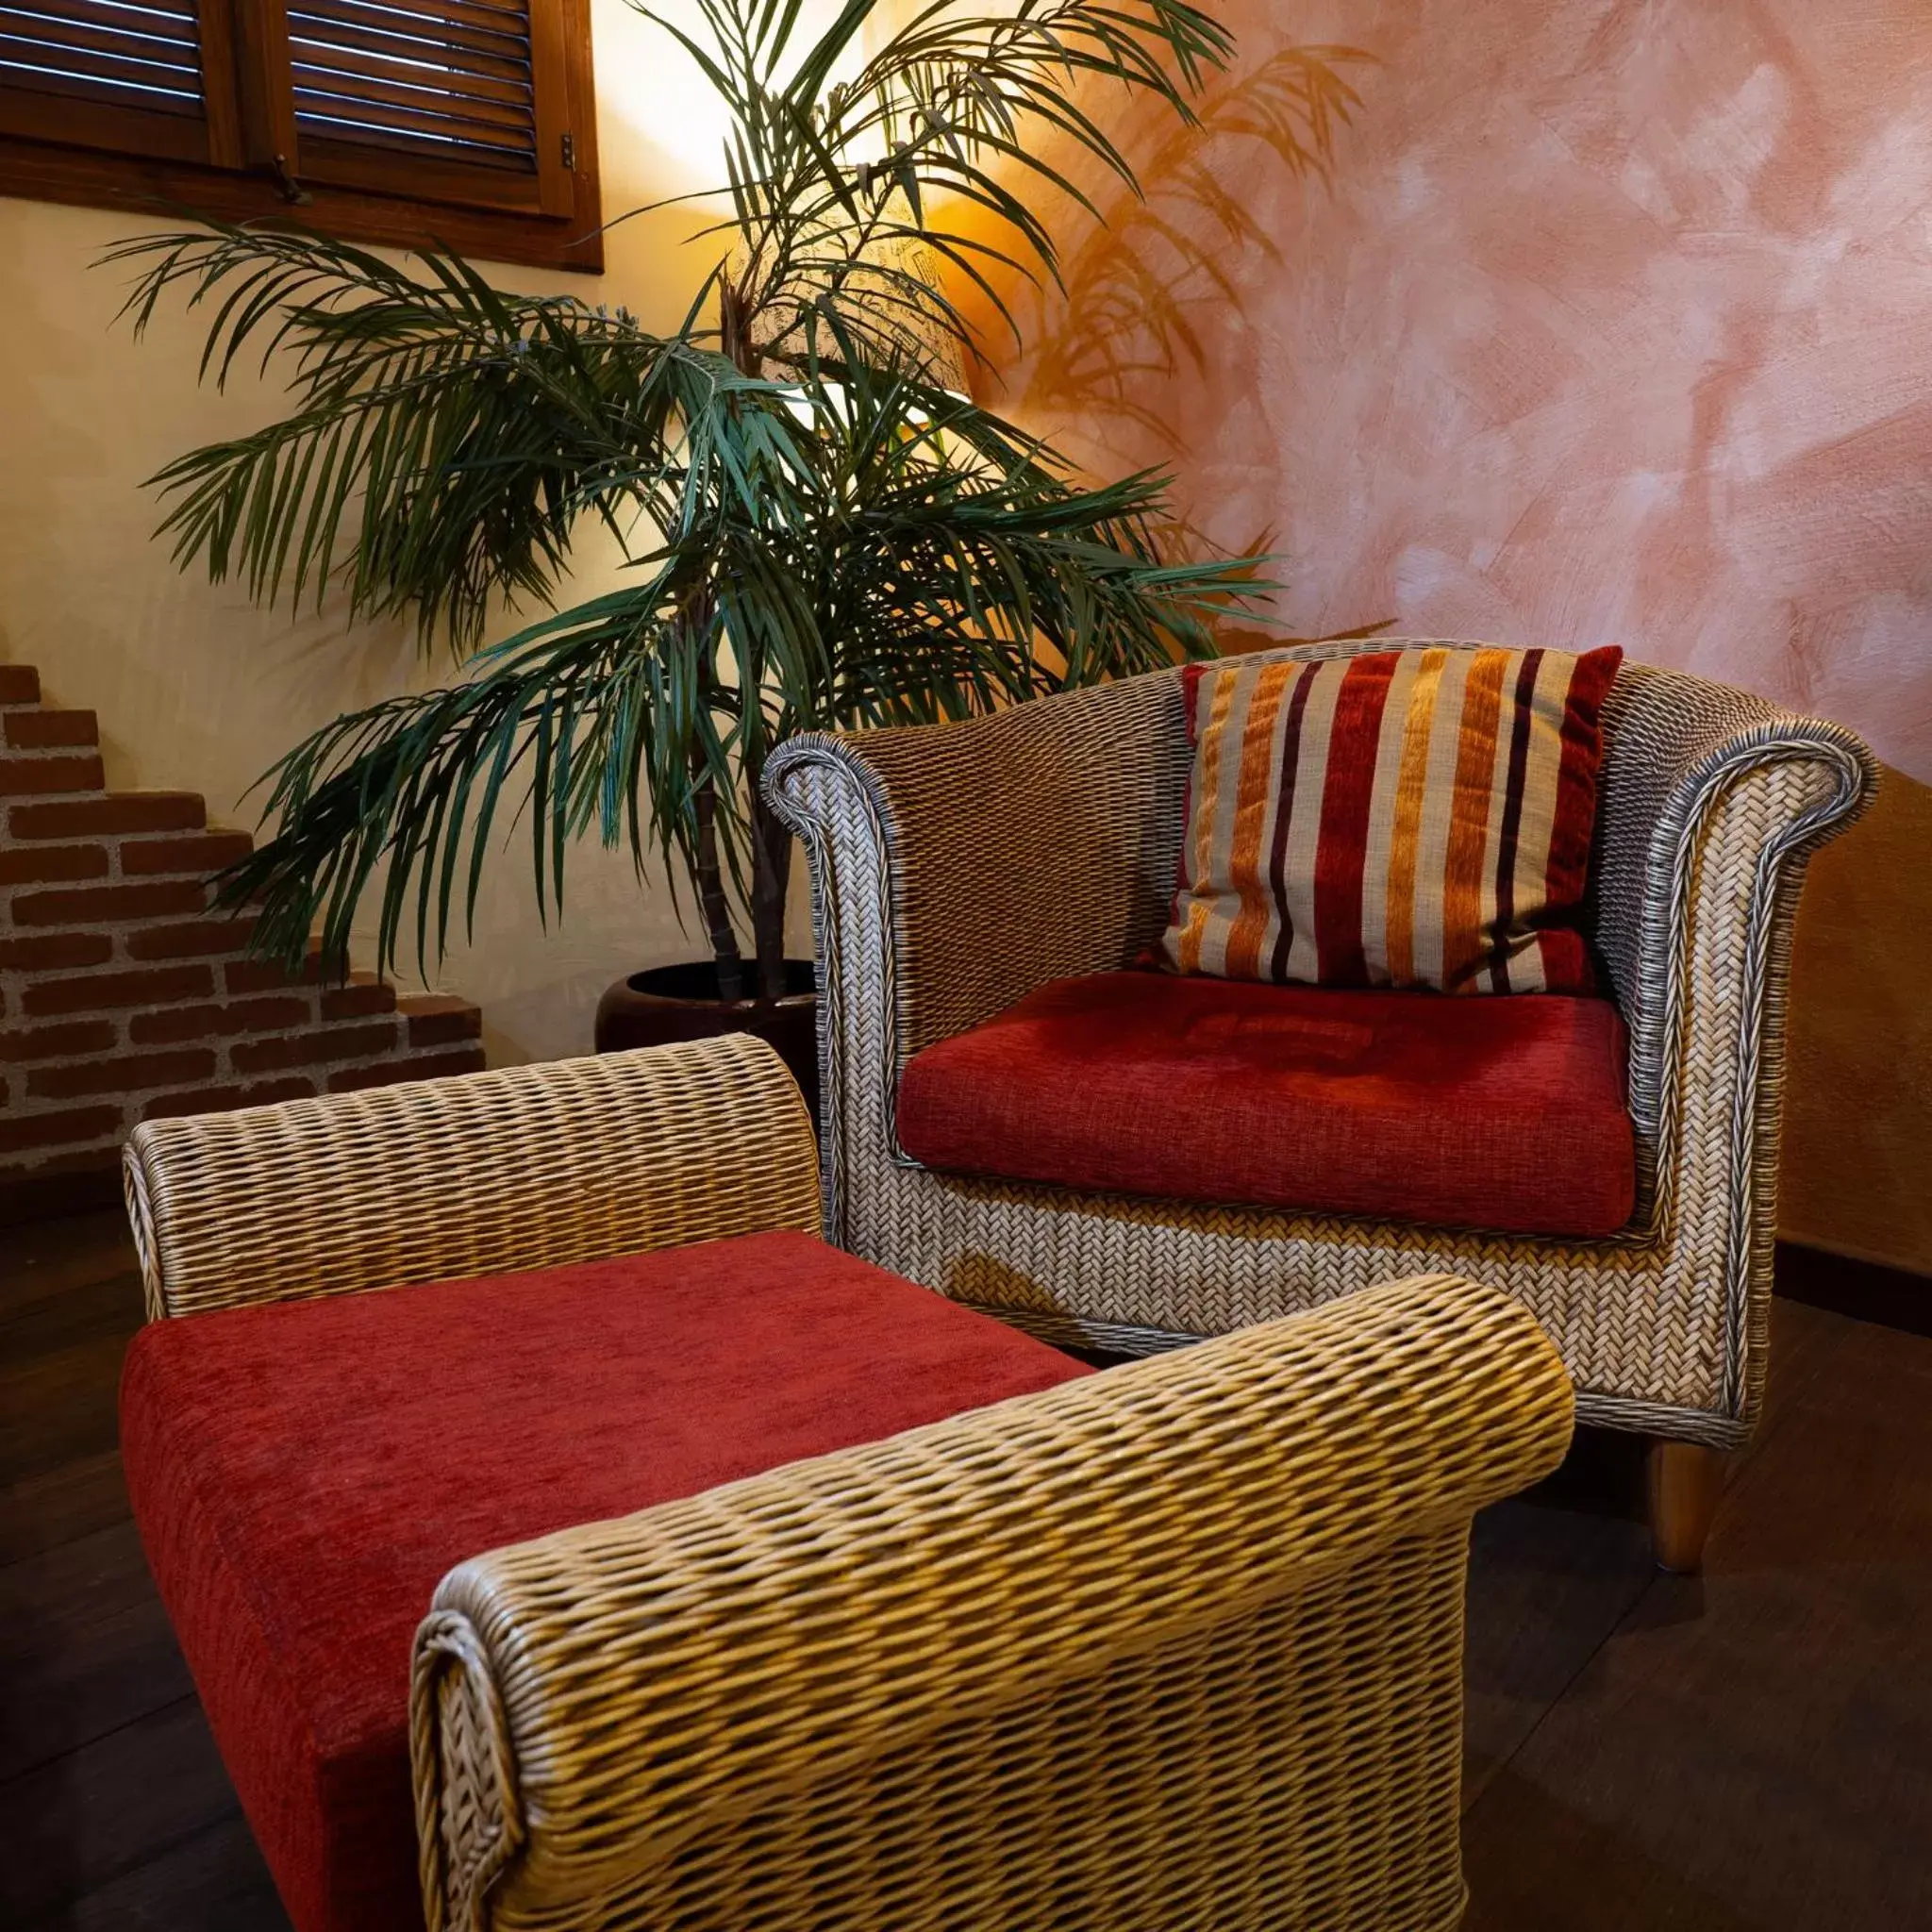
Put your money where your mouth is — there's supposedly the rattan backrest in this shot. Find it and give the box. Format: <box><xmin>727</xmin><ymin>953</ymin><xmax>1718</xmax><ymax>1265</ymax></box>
<box><xmin>124</xmin><ymin>1034</ymin><xmax>820</xmax><ymax>1321</ymax></box>
<box><xmin>824</xmin><ymin>638</ymin><xmax>1841</xmax><ymax>1047</ymax></box>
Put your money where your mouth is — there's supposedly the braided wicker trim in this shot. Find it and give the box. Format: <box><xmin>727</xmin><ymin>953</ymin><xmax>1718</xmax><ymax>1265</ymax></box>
<box><xmin>981</xmin><ymin>1304</ymin><xmax>1751</xmax><ymax>1450</ymax></box>
<box><xmin>412</xmin><ymin>1274</ymin><xmax>1572</xmax><ymax>1930</ymax></box>
<box><xmin>412</xmin><ymin>1609</ymin><xmax>524</xmax><ymax>1932</ymax></box>
<box><xmin>778</xmin><ymin>755</ymin><xmax>879</xmax><ymax>1240</ymax></box>
<box><xmin>1616</xmin><ymin>715</ymin><xmax>1874</xmax><ymax>1191</ymax></box>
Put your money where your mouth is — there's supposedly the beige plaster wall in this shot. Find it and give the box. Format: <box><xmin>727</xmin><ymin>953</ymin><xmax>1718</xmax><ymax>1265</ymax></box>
<box><xmin>0</xmin><ymin>0</ymin><xmax>800</xmax><ymax>1068</ymax></box>
<box><xmin>974</xmin><ymin>0</ymin><xmax>1932</xmax><ymax>1274</ymax></box>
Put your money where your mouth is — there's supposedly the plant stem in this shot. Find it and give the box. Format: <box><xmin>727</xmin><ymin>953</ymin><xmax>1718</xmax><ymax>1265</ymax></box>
<box><xmin>691</xmin><ymin>772</ymin><xmax>744</xmax><ymax>1003</ymax></box>
<box><xmin>721</xmin><ymin>283</ymin><xmax>792</xmax><ymax>1005</ymax></box>
<box><xmin>750</xmin><ymin>788</ymin><xmax>791</xmax><ymax>1002</ymax></box>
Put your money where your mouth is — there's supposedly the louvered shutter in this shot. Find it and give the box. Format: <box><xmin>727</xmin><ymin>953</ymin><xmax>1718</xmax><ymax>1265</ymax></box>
<box><xmin>0</xmin><ymin>0</ymin><xmax>232</xmax><ymax>159</ymax></box>
<box><xmin>0</xmin><ymin>0</ymin><xmax>598</xmax><ymax>272</ymax></box>
<box><xmin>248</xmin><ymin>0</ymin><xmax>573</xmax><ymax>214</ymax></box>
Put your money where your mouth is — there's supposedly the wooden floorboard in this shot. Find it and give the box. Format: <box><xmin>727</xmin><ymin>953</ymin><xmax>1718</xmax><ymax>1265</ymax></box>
<box><xmin>1460</xmin><ymin>1497</ymin><xmax>1655</xmax><ymax>1810</ymax></box>
<box><xmin>0</xmin><ymin>1208</ymin><xmax>142</xmax><ymax>1322</ymax></box>
<box><xmin>0</xmin><ymin>1518</ymin><xmax>193</xmax><ymax>1783</ymax></box>
<box><xmin>0</xmin><ymin>1254</ymin><xmax>143</xmax><ymax>1497</ymax></box>
<box><xmin>2</xmin><ymin>1210</ymin><xmax>1927</xmax><ymax>1930</ymax></box>
<box><xmin>0</xmin><ymin>1697</ymin><xmax>277</xmax><ymax>1929</ymax></box>
<box><xmin>0</xmin><ymin>1447</ymin><xmax>130</xmax><ymax>1568</ymax></box>
<box><xmin>52</xmin><ymin>1812</ymin><xmax>288</xmax><ymax>1932</ymax></box>
<box><xmin>1460</xmin><ymin>1307</ymin><xmax>1932</xmax><ymax>1931</ymax></box>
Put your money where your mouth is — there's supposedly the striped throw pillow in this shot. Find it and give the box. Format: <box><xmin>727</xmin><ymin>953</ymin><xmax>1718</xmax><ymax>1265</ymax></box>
<box><xmin>1159</xmin><ymin>642</ymin><xmax>1623</xmax><ymax>994</ymax></box>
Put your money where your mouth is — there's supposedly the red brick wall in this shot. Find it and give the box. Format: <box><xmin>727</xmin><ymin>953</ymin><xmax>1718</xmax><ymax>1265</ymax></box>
<box><xmin>1</xmin><ymin>666</ymin><xmax>485</xmax><ymax>1210</ymax></box>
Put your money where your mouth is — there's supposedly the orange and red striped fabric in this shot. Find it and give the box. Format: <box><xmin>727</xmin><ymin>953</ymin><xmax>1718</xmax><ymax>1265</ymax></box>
<box><xmin>1159</xmin><ymin>643</ymin><xmax>1623</xmax><ymax>994</ymax></box>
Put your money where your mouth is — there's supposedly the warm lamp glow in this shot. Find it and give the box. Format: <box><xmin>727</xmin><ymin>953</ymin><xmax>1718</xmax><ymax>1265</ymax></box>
<box><xmin>598</xmin><ymin>0</ymin><xmax>889</xmax><ymax>194</ymax></box>
<box><xmin>596</xmin><ymin>0</ymin><xmax>739</xmax><ymax>191</ymax></box>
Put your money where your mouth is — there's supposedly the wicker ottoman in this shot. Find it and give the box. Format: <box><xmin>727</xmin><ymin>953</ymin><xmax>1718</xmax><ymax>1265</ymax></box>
<box><xmin>122</xmin><ymin>1036</ymin><xmax>1574</xmax><ymax>1932</ymax></box>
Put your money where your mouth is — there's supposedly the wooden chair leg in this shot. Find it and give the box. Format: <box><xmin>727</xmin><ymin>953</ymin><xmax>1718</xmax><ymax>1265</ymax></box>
<box><xmin>1646</xmin><ymin>1440</ymin><xmax>1724</xmax><ymax>1574</ymax></box>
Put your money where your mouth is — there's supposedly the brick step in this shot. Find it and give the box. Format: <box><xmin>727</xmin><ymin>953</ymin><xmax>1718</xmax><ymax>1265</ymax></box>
<box><xmin>0</xmin><ymin>984</ymin><xmax>484</xmax><ymax>1049</ymax></box>
<box><xmin>0</xmin><ymin>753</ymin><xmax>106</xmax><ymax>798</ymax></box>
<box><xmin>11</xmin><ymin>794</ymin><xmax>207</xmax><ymax>839</ymax></box>
<box><xmin>1</xmin><ymin>663</ymin><xmax>489</xmax><ymax>1207</ymax></box>
<box><xmin>4</xmin><ymin>708</ymin><xmax>98</xmax><ymax>749</ymax></box>
<box><xmin>122</xmin><ymin>829</ymin><xmax>255</xmax><ymax>876</ymax></box>
<box><xmin>397</xmin><ymin>991</ymin><xmax>483</xmax><ymax>1047</ymax></box>
<box><xmin>321</xmin><ymin>970</ymin><xmax>397</xmax><ymax>1020</ymax></box>
<box><xmin>0</xmin><ymin>832</ymin><xmax>256</xmax><ymax>891</ymax></box>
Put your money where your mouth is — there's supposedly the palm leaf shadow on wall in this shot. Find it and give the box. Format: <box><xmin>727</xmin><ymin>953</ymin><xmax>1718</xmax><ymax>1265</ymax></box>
<box><xmin>973</xmin><ymin>42</ymin><xmax>1380</xmax><ymax>632</ymax></box>
<box><xmin>996</xmin><ymin>47</ymin><xmax>1374</xmax><ymax>467</ymax></box>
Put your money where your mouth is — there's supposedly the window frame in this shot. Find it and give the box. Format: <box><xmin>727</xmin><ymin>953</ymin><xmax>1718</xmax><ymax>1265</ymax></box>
<box><xmin>0</xmin><ymin>0</ymin><xmax>603</xmax><ymax>273</ymax></box>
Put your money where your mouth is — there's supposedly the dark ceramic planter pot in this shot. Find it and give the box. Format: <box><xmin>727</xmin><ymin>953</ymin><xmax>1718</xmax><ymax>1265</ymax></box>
<box><xmin>593</xmin><ymin>959</ymin><xmax>819</xmax><ymax>1122</ymax></box>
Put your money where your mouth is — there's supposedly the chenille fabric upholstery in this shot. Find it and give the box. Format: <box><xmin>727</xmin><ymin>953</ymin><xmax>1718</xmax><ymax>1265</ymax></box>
<box><xmin>120</xmin><ymin>1230</ymin><xmax>1091</xmax><ymax>1932</ymax></box>
<box><xmin>897</xmin><ymin>971</ymin><xmax>1636</xmax><ymax>1238</ymax></box>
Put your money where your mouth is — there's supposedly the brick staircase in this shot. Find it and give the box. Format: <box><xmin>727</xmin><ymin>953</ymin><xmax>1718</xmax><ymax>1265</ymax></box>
<box><xmin>0</xmin><ymin>665</ymin><xmax>485</xmax><ymax>1217</ymax></box>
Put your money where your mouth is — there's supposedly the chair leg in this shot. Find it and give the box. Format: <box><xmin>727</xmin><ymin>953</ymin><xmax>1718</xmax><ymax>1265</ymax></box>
<box><xmin>1646</xmin><ymin>1440</ymin><xmax>1724</xmax><ymax>1574</ymax></box>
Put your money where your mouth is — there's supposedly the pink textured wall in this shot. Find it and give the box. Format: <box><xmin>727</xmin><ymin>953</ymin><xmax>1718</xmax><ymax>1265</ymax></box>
<box><xmin>974</xmin><ymin>0</ymin><xmax>1932</xmax><ymax>1274</ymax></box>
<box><xmin>983</xmin><ymin>0</ymin><xmax>1932</xmax><ymax>781</ymax></box>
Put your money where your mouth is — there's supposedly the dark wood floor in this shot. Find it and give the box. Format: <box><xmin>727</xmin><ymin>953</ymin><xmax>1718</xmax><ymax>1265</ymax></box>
<box><xmin>3</xmin><ymin>1211</ymin><xmax>1928</xmax><ymax>1930</ymax></box>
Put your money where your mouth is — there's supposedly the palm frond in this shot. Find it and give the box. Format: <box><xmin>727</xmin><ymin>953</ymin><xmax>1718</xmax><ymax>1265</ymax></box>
<box><xmin>117</xmin><ymin>0</ymin><xmax>1367</xmax><ymax>982</ymax></box>
<box><xmin>109</xmin><ymin>224</ymin><xmax>819</xmax><ymax>650</ymax></box>
<box><xmin>223</xmin><ymin>351</ymin><xmax>1274</xmax><ymax>976</ymax></box>
<box><xmin>691</xmin><ymin>0</ymin><xmax>1245</xmax><ymax>370</ymax></box>
<box><xmin>224</xmin><ymin>578</ymin><xmax>724</xmax><ymax>974</ymax></box>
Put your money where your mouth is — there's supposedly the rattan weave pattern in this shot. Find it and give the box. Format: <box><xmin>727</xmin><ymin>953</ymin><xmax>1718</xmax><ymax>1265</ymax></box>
<box><xmin>411</xmin><ymin>1271</ymin><xmax>1573</xmax><ymax>1931</ymax></box>
<box><xmin>122</xmin><ymin>1034</ymin><xmax>820</xmax><ymax>1322</ymax></box>
<box><xmin>765</xmin><ymin>642</ymin><xmax>1877</xmax><ymax>1448</ymax></box>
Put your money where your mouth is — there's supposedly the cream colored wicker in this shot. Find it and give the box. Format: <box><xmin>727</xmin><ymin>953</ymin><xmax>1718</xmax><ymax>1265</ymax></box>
<box><xmin>764</xmin><ymin>641</ymin><xmax>1877</xmax><ymax>1454</ymax></box>
<box><xmin>124</xmin><ymin>1035</ymin><xmax>1574</xmax><ymax>1930</ymax></box>
<box><xmin>413</xmin><ymin>1269</ymin><xmax>1572</xmax><ymax>1932</ymax></box>
<box><xmin>122</xmin><ymin>1032</ymin><xmax>819</xmax><ymax>1321</ymax></box>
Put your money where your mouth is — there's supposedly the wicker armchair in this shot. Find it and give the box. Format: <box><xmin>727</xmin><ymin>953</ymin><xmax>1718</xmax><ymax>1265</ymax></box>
<box><xmin>125</xmin><ymin>1037</ymin><xmax>1574</xmax><ymax>1931</ymax></box>
<box><xmin>765</xmin><ymin>640</ymin><xmax>1877</xmax><ymax>1569</ymax></box>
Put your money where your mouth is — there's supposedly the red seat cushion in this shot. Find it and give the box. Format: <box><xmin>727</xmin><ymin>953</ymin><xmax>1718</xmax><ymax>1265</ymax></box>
<box><xmin>897</xmin><ymin>972</ymin><xmax>1636</xmax><ymax>1238</ymax></box>
<box><xmin>120</xmin><ymin>1230</ymin><xmax>1091</xmax><ymax>1932</ymax></box>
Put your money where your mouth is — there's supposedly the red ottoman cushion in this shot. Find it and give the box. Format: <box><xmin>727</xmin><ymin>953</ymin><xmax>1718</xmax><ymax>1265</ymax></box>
<box><xmin>120</xmin><ymin>1230</ymin><xmax>1091</xmax><ymax>1932</ymax></box>
<box><xmin>897</xmin><ymin>972</ymin><xmax>1636</xmax><ymax>1238</ymax></box>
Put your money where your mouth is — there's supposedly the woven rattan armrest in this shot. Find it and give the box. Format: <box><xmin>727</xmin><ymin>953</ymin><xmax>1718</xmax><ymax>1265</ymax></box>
<box><xmin>1585</xmin><ymin>660</ymin><xmax>1875</xmax><ymax>1153</ymax></box>
<box><xmin>122</xmin><ymin>1035</ymin><xmax>819</xmax><ymax>1322</ymax></box>
<box><xmin>766</xmin><ymin>673</ymin><xmax>1191</xmax><ymax>1069</ymax></box>
<box><xmin>411</xmin><ymin>1273</ymin><xmax>1574</xmax><ymax>1932</ymax></box>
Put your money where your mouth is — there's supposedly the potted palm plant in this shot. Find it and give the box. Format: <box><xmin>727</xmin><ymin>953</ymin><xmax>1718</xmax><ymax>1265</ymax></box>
<box><xmin>112</xmin><ymin>0</ymin><xmax>1356</xmax><ymax>1097</ymax></box>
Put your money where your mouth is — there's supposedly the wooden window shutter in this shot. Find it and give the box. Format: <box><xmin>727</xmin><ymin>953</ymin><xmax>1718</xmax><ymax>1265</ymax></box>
<box><xmin>0</xmin><ymin>0</ymin><xmax>599</xmax><ymax>271</ymax></box>
<box><xmin>0</xmin><ymin>0</ymin><xmax>242</xmax><ymax>163</ymax></box>
<box><xmin>239</xmin><ymin>0</ymin><xmax>574</xmax><ymax>215</ymax></box>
